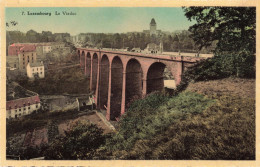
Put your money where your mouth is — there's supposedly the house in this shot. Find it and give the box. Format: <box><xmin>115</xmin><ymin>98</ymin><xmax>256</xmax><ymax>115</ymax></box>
<box><xmin>6</xmin><ymin>95</ymin><xmax>41</xmax><ymax>119</ymax></box>
<box><xmin>144</xmin><ymin>42</ymin><xmax>163</xmax><ymax>54</ymax></box>
<box><xmin>7</xmin><ymin>43</ymin><xmax>37</xmax><ymax>71</ymax></box>
<box><xmin>76</xmin><ymin>95</ymin><xmax>96</xmax><ymax>111</ymax></box>
<box><xmin>131</xmin><ymin>47</ymin><xmax>142</xmax><ymax>52</ymax></box>
<box><xmin>27</xmin><ymin>61</ymin><xmax>45</xmax><ymax>79</ymax></box>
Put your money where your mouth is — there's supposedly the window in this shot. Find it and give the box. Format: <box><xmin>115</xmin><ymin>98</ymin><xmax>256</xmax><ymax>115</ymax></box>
<box><xmin>28</xmin><ymin>59</ymin><xmax>29</xmax><ymax>62</ymax></box>
<box><xmin>23</xmin><ymin>58</ymin><xmax>24</xmax><ymax>60</ymax></box>
<box><xmin>19</xmin><ymin>113</ymin><xmax>21</xmax><ymax>116</ymax></box>
<box><xmin>40</xmin><ymin>72</ymin><xmax>42</xmax><ymax>74</ymax></box>
<box><xmin>33</xmin><ymin>69</ymin><xmax>34</xmax><ymax>72</ymax></box>
<box><xmin>19</xmin><ymin>108</ymin><xmax>21</xmax><ymax>111</ymax></box>
<box><xmin>36</xmin><ymin>104</ymin><xmax>38</xmax><ymax>108</ymax></box>
<box><xmin>24</xmin><ymin>107</ymin><xmax>26</xmax><ymax>110</ymax></box>
<box><xmin>28</xmin><ymin>106</ymin><xmax>30</xmax><ymax>109</ymax></box>
<box><xmin>32</xmin><ymin>53</ymin><xmax>33</xmax><ymax>56</ymax></box>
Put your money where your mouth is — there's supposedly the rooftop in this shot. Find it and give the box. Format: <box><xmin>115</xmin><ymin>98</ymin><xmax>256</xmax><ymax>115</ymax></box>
<box><xmin>29</xmin><ymin>62</ymin><xmax>44</xmax><ymax>67</ymax></box>
<box><xmin>150</xmin><ymin>18</ymin><xmax>156</xmax><ymax>25</ymax></box>
<box><xmin>6</xmin><ymin>82</ymin><xmax>38</xmax><ymax>101</ymax></box>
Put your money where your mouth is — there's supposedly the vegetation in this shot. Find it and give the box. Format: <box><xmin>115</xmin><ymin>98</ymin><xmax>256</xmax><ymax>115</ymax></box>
<box><xmin>6</xmin><ymin>109</ymin><xmax>79</xmax><ymax>137</ymax></box>
<box><xmin>6</xmin><ymin>7</ymin><xmax>255</xmax><ymax>160</ymax></box>
<box><xmin>182</xmin><ymin>7</ymin><xmax>255</xmax><ymax>79</ymax></box>
<box><xmin>79</xmin><ymin>30</ymin><xmax>214</xmax><ymax>53</ymax></box>
<box><xmin>44</xmin><ymin>121</ymin><xmax>107</xmax><ymax>160</ymax></box>
<box><xmin>16</xmin><ymin>67</ymin><xmax>89</xmax><ymax>95</ymax></box>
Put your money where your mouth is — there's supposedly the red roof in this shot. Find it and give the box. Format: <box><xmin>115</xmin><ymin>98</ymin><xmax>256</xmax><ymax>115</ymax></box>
<box><xmin>8</xmin><ymin>44</ymin><xmax>36</xmax><ymax>56</ymax></box>
<box><xmin>6</xmin><ymin>96</ymin><xmax>40</xmax><ymax>109</ymax></box>
<box><xmin>19</xmin><ymin>45</ymin><xmax>36</xmax><ymax>52</ymax></box>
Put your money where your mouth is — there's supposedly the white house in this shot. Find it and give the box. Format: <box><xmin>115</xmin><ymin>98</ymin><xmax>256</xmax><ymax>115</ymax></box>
<box><xmin>6</xmin><ymin>95</ymin><xmax>41</xmax><ymax>119</ymax></box>
<box><xmin>27</xmin><ymin>61</ymin><xmax>45</xmax><ymax>79</ymax></box>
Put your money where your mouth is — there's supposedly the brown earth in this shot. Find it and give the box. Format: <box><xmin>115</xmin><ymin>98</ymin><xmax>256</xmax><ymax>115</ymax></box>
<box><xmin>186</xmin><ymin>77</ymin><xmax>255</xmax><ymax>99</ymax></box>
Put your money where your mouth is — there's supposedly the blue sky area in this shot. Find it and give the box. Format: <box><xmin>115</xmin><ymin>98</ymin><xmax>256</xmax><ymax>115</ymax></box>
<box><xmin>5</xmin><ymin>7</ymin><xmax>195</xmax><ymax>35</ymax></box>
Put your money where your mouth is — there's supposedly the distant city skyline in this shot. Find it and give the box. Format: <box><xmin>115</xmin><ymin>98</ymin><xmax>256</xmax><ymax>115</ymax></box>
<box><xmin>6</xmin><ymin>7</ymin><xmax>195</xmax><ymax>35</ymax></box>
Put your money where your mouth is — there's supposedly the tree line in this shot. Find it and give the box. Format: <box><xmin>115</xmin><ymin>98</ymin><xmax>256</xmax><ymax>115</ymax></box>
<box><xmin>79</xmin><ymin>30</ymin><xmax>215</xmax><ymax>53</ymax></box>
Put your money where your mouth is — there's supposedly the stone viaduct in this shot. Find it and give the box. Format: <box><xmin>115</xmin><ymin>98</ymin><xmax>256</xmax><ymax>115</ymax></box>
<box><xmin>77</xmin><ymin>48</ymin><xmax>206</xmax><ymax>120</ymax></box>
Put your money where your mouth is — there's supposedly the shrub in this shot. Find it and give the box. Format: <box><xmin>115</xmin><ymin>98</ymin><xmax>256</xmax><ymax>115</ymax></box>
<box><xmin>105</xmin><ymin>91</ymin><xmax>214</xmax><ymax>158</ymax></box>
<box><xmin>44</xmin><ymin>121</ymin><xmax>106</xmax><ymax>160</ymax></box>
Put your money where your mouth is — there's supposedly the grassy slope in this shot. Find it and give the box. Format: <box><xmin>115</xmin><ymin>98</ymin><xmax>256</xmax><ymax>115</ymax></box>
<box><xmin>106</xmin><ymin>77</ymin><xmax>255</xmax><ymax>160</ymax></box>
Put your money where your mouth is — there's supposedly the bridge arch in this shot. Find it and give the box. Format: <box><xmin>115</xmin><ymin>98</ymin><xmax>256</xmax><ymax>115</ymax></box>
<box><xmin>98</xmin><ymin>54</ymin><xmax>109</xmax><ymax>110</ymax></box>
<box><xmin>146</xmin><ymin>62</ymin><xmax>166</xmax><ymax>94</ymax></box>
<box><xmin>125</xmin><ymin>58</ymin><xmax>143</xmax><ymax>108</ymax></box>
<box><xmin>91</xmin><ymin>53</ymin><xmax>98</xmax><ymax>93</ymax></box>
<box><xmin>110</xmin><ymin>56</ymin><xmax>123</xmax><ymax>120</ymax></box>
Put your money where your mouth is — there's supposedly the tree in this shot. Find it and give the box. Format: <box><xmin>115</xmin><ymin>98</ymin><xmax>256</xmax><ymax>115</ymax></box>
<box><xmin>183</xmin><ymin>7</ymin><xmax>256</xmax><ymax>54</ymax></box>
<box><xmin>44</xmin><ymin>121</ymin><xmax>106</xmax><ymax>160</ymax></box>
<box><xmin>183</xmin><ymin>7</ymin><xmax>256</xmax><ymax>78</ymax></box>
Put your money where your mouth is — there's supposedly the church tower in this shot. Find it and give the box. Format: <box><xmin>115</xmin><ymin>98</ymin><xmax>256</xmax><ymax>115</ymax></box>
<box><xmin>150</xmin><ymin>18</ymin><xmax>157</xmax><ymax>36</ymax></box>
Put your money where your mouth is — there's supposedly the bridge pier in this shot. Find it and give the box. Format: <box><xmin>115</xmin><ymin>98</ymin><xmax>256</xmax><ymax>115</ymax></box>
<box><xmin>95</xmin><ymin>52</ymin><xmax>101</xmax><ymax>109</ymax></box>
<box><xmin>121</xmin><ymin>70</ymin><xmax>126</xmax><ymax>115</ymax></box>
<box><xmin>106</xmin><ymin>66</ymin><xmax>112</xmax><ymax>120</ymax></box>
<box><xmin>77</xmin><ymin>48</ymin><xmax>205</xmax><ymax>121</ymax></box>
<box><xmin>84</xmin><ymin>54</ymin><xmax>87</xmax><ymax>75</ymax></box>
<box><xmin>90</xmin><ymin>56</ymin><xmax>93</xmax><ymax>91</ymax></box>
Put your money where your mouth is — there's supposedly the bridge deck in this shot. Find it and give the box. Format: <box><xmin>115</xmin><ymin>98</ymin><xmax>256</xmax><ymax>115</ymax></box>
<box><xmin>78</xmin><ymin>48</ymin><xmax>213</xmax><ymax>62</ymax></box>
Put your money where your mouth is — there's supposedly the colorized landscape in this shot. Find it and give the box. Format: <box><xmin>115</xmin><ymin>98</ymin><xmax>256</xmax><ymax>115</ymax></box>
<box><xmin>5</xmin><ymin>7</ymin><xmax>255</xmax><ymax>160</ymax></box>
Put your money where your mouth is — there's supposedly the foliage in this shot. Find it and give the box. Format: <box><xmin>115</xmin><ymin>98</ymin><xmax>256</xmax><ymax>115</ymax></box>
<box><xmin>6</xmin><ymin>109</ymin><xmax>79</xmax><ymax>136</ymax></box>
<box><xmin>16</xmin><ymin>67</ymin><xmax>89</xmax><ymax>95</ymax></box>
<box><xmin>149</xmin><ymin>95</ymin><xmax>255</xmax><ymax>160</ymax></box>
<box><xmin>182</xmin><ymin>52</ymin><xmax>255</xmax><ymax>83</ymax></box>
<box><xmin>180</xmin><ymin>7</ymin><xmax>256</xmax><ymax>83</ymax></box>
<box><xmin>6</xmin><ymin>143</ymin><xmax>48</xmax><ymax>160</ymax></box>
<box><xmin>44</xmin><ymin>121</ymin><xmax>106</xmax><ymax>160</ymax></box>
<box><xmin>105</xmin><ymin>92</ymin><xmax>214</xmax><ymax>158</ymax></box>
<box><xmin>103</xmin><ymin>90</ymin><xmax>254</xmax><ymax>160</ymax></box>
<box><xmin>183</xmin><ymin>7</ymin><xmax>256</xmax><ymax>53</ymax></box>
<box><xmin>47</xmin><ymin>120</ymin><xmax>59</xmax><ymax>143</ymax></box>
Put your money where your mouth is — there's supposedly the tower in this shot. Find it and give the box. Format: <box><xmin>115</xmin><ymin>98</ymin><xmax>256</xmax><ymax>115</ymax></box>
<box><xmin>150</xmin><ymin>18</ymin><xmax>157</xmax><ymax>36</ymax></box>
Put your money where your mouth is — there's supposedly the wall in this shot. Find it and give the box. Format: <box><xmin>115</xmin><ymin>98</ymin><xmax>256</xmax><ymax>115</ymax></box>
<box><xmin>18</xmin><ymin>51</ymin><xmax>37</xmax><ymax>71</ymax></box>
<box><xmin>6</xmin><ymin>103</ymin><xmax>41</xmax><ymax>119</ymax></box>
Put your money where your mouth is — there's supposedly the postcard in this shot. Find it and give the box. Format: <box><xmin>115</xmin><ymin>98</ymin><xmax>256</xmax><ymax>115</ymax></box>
<box><xmin>0</xmin><ymin>0</ymin><xmax>258</xmax><ymax>167</ymax></box>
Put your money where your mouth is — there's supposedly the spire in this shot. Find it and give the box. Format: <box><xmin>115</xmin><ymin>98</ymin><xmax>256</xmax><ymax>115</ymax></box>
<box><xmin>150</xmin><ymin>18</ymin><xmax>156</xmax><ymax>25</ymax></box>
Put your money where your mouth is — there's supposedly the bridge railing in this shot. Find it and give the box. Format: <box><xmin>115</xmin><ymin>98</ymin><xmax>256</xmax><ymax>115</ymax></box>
<box><xmin>77</xmin><ymin>48</ymin><xmax>211</xmax><ymax>62</ymax></box>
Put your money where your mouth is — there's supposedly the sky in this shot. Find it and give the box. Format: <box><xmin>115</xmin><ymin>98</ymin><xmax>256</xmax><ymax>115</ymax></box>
<box><xmin>5</xmin><ymin>7</ymin><xmax>195</xmax><ymax>36</ymax></box>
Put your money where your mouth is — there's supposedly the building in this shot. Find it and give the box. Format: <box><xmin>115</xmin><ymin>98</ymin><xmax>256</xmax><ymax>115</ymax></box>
<box><xmin>6</xmin><ymin>95</ymin><xmax>41</xmax><ymax>119</ymax></box>
<box><xmin>131</xmin><ymin>47</ymin><xmax>142</xmax><ymax>52</ymax></box>
<box><xmin>143</xmin><ymin>18</ymin><xmax>162</xmax><ymax>36</ymax></box>
<box><xmin>7</xmin><ymin>43</ymin><xmax>37</xmax><ymax>71</ymax></box>
<box><xmin>52</xmin><ymin>42</ymin><xmax>66</xmax><ymax>50</ymax></box>
<box><xmin>144</xmin><ymin>42</ymin><xmax>163</xmax><ymax>54</ymax></box>
<box><xmin>76</xmin><ymin>95</ymin><xmax>96</xmax><ymax>111</ymax></box>
<box><xmin>6</xmin><ymin>82</ymin><xmax>41</xmax><ymax>119</ymax></box>
<box><xmin>27</xmin><ymin>61</ymin><xmax>45</xmax><ymax>79</ymax></box>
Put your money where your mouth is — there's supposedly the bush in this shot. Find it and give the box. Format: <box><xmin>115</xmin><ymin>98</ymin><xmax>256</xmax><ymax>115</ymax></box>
<box><xmin>44</xmin><ymin>121</ymin><xmax>106</xmax><ymax>160</ymax></box>
<box><xmin>185</xmin><ymin>52</ymin><xmax>255</xmax><ymax>82</ymax></box>
<box><xmin>105</xmin><ymin>91</ymin><xmax>214</xmax><ymax>158</ymax></box>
